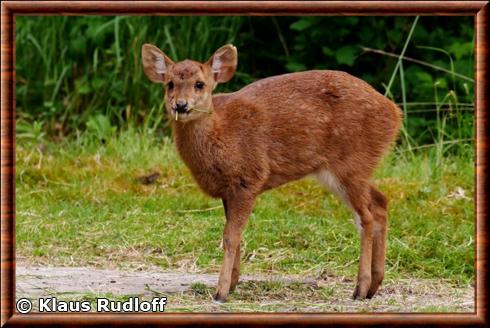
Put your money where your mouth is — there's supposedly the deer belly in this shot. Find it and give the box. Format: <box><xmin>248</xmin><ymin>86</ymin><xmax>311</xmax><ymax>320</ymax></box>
<box><xmin>263</xmin><ymin>172</ymin><xmax>308</xmax><ymax>191</ymax></box>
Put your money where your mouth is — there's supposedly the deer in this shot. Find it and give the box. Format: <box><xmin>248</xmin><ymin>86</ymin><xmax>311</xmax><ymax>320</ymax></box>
<box><xmin>141</xmin><ymin>43</ymin><xmax>402</xmax><ymax>303</ymax></box>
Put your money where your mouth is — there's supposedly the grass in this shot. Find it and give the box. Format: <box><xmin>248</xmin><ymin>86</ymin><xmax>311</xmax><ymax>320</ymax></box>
<box><xmin>15</xmin><ymin>16</ymin><xmax>474</xmax><ymax>147</ymax></box>
<box><xmin>15</xmin><ymin>16</ymin><xmax>247</xmax><ymax>135</ymax></box>
<box><xmin>16</xmin><ymin>128</ymin><xmax>474</xmax><ymax>287</ymax></box>
<box><xmin>14</xmin><ymin>14</ymin><xmax>475</xmax><ymax>312</ymax></box>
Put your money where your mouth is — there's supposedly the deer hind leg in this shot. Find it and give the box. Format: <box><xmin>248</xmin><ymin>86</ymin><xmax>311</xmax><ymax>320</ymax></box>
<box><xmin>315</xmin><ymin>170</ymin><xmax>374</xmax><ymax>300</ymax></box>
<box><xmin>367</xmin><ymin>185</ymin><xmax>388</xmax><ymax>298</ymax></box>
<box><xmin>347</xmin><ymin>187</ymin><xmax>374</xmax><ymax>300</ymax></box>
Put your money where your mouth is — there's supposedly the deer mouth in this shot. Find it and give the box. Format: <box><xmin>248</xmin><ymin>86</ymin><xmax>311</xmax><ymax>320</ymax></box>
<box><xmin>172</xmin><ymin>109</ymin><xmax>190</xmax><ymax>121</ymax></box>
<box><xmin>171</xmin><ymin>107</ymin><xmax>211</xmax><ymax>121</ymax></box>
<box><xmin>174</xmin><ymin>107</ymin><xmax>190</xmax><ymax>114</ymax></box>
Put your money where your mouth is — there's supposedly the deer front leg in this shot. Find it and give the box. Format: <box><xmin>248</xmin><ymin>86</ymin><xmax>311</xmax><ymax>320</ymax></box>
<box><xmin>230</xmin><ymin>243</ymin><xmax>241</xmax><ymax>292</ymax></box>
<box><xmin>222</xmin><ymin>199</ymin><xmax>241</xmax><ymax>292</ymax></box>
<box><xmin>214</xmin><ymin>194</ymin><xmax>254</xmax><ymax>303</ymax></box>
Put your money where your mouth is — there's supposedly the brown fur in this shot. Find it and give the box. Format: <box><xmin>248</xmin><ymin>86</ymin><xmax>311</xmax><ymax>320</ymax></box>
<box><xmin>142</xmin><ymin>44</ymin><xmax>402</xmax><ymax>302</ymax></box>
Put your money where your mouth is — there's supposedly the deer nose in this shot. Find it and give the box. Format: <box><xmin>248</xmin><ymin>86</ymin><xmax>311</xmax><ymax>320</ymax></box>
<box><xmin>175</xmin><ymin>100</ymin><xmax>188</xmax><ymax>113</ymax></box>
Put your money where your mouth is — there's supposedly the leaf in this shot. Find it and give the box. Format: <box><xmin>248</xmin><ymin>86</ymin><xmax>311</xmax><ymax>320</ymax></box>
<box><xmin>321</xmin><ymin>46</ymin><xmax>335</xmax><ymax>57</ymax></box>
<box><xmin>434</xmin><ymin>78</ymin><xmax>447</xmax><ymax>89</ymax></box>
<box><xmin>75</xmin><ymin>78</ymin><xmax>92</xmax><ymax>95</ymax></box>
<box><xmin>415</xmin><ymin>71</ymin><xmax>433</xmax><ymax>85</ymax></box>
<box><xmin>286</xmin><ymin>62</ymin><xmax>307</xmax><ymax>72</ymax></box>
<box><xmin>449</xmin><ymin>41</ymin><xmax>473</xmax><ymax>60</ymax></box>
<box><xmin>86</xmin><ymin>114</ymin><xmax>115</xmax><ymax>140</ymax></box>
<box><xmin>335</xmin><ymin>45</ymin><xmax>358</xmax><ymax>66</ymax></box>
<box><xmin>290</xmin><ymin>18</ymin><xmax>314</xmax><ymax>31</ymax></box>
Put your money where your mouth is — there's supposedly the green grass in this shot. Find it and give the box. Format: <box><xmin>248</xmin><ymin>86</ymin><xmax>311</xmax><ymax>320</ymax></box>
<box><xmin>15</xmin><ymin>16</ymin><xmax>474</xmax><ymax>148</ymax></box>
<box><xmin>14</xmin><ymin>14</ymin><xmax>475</xmax><ymax>312</ymax></box>
<box><xmin>16</xmin><ymin>128</ymin><xmax>474</xmax><ymax>286</ymax></box>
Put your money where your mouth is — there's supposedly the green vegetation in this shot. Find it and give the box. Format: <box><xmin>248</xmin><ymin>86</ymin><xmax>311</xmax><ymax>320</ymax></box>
<box><xmin>16</xmin><ymin>16</ymin><xmax>473</xmax><ymax>148</ymax></box>
<box><xmin>16</xmin><ymin>129</ymin><xmax>474</xmax><ymax>285</ymax></box>
<box><xmin>15</xmin><ymin>16</ymin><xmax>474</xmax><ymax>310</ymax></box>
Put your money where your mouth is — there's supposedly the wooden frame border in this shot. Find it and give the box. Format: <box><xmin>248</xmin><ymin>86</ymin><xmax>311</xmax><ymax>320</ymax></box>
<box><xmin>1</xmin><ymin>1</ymin><xmax>488</xmax><ymax>326</ymax></box>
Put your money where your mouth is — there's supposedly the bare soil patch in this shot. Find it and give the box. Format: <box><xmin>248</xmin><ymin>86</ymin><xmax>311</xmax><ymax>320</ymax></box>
<box><xmin>16</xmin><ymin>265</ymin><xmax>474</xmax><ymax>312</ymax></box>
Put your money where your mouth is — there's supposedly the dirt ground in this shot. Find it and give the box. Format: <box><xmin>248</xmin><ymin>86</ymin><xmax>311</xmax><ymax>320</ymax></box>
<box><xmin>16</xmin><ymin>265</ymin><xmax>474</xmax><ymax>312</ymax></box>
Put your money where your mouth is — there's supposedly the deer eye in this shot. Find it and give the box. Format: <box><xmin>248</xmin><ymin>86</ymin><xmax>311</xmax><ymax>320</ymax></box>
<box><xmin>167</xmin><ymin>81</ymin><xmax>174</xmax><ymax>90</ymax></box>
<box><xmin>195</xmin><ymin>81</ymin><xmax>205</xmax><ymax>90</ymax></box>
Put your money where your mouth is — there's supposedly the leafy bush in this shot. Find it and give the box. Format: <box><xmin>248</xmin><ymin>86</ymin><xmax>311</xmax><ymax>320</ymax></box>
<box><xmin>16</xmin><ymin>16</ymin><xmax>474</xmax><ymax>152</ymax></box>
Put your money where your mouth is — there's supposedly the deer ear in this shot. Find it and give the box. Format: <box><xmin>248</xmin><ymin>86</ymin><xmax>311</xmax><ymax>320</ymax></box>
<box><xmin>207</xmin><ymin>44</ymin><xmax>237</xmax><ymax>83</ymax></box>
<box><xmin>141</xmin><ymin>44</ymin><xmax>174</xmax><ymax>83</ymax></box>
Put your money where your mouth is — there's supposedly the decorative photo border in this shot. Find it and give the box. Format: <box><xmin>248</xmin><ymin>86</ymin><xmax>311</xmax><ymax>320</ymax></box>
<box><xmin>1</xmin><ymin>1</ymin><xmax>488</xmax><ymax>326</ymax></box>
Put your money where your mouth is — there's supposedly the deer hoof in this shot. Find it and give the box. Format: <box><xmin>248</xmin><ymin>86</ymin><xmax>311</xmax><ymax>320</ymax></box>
<box><xmin>213</xmin><ymin>293</ymin><xmax>227</xmax><ymax>303</ymax></box>
<box><xmin>366</xmin><ymin>284</ymin><xmax>381</xmax><ymax>299</ymax></box>
<box><xmin>352</xmin><ymin>285</ymin><xmax>368</xmax><ymax>300</ymax></box>
<box><xmin>366</xmin><ymin>275</ymin><xmax>383</xmax><ymax>299</ymax></box>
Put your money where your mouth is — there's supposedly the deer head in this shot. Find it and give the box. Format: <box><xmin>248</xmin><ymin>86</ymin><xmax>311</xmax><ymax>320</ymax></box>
<box><xmin>142</xmin><ymin>44</ymin><xmax>237</xmax><ymax>122</ymax></box>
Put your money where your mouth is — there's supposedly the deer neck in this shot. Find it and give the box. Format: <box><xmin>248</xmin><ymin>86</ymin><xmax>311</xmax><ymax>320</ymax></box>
<box><xmin>171</xmin><ymin>110</ymin><xmax>221</xmax><ymax>171</ymax></box>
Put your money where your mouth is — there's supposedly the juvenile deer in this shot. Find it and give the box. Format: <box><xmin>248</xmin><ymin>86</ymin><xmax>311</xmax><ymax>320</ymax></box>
<box><xmin>142</xmin><ymin>43</ymin><xmax>401</xmax><ymax>302</ymax></box>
